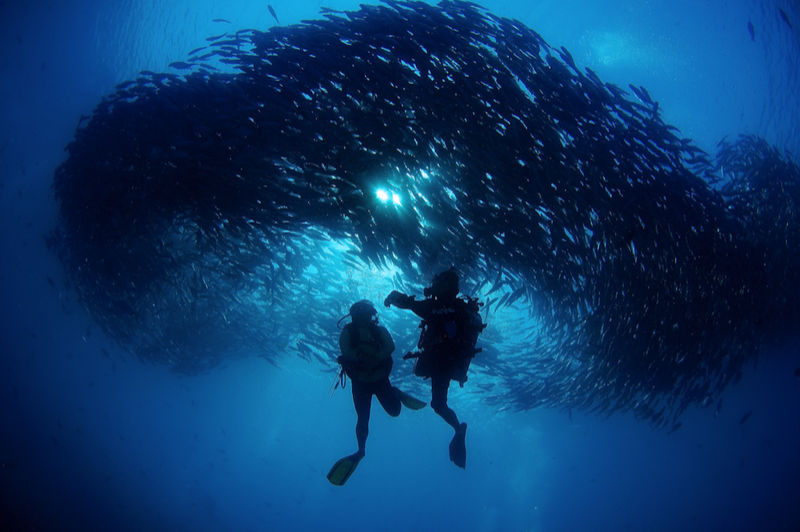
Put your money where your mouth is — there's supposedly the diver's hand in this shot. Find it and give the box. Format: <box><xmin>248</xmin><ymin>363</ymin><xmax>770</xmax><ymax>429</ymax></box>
<box><xmin>385</xmin><ymin>291</ymin><xmax>415</xmax><ymax>307</ymax></box>
<box><xmin>384</xmin><ymin>290</ymin><xmax>402</xmax><ymax>307</ymax></box>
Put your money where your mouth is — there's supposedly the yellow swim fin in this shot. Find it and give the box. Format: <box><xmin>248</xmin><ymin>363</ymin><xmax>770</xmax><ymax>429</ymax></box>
<box><xmin>396</xmin><ymin>389</ymin><xmax>427</xmax><ymax>411</ymax></box>
<box><xmin>326</xmin><ymin>452</ymin><xmax>364</xmax><ymax>486</ymax></box>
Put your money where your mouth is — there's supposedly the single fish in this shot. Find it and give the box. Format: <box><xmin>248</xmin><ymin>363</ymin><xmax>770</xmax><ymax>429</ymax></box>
<box><xmin>747</xmin><ymin>21</ymin><xmax>755</xmax><ymax>41</ymax></box>
<box><xmin>739</xmin><ymin>410</ymin><xmax>752</xmax><ymax>425</ymax></box>
<box><xmin>779</xmin><ymin>9</ymin><xmax>792</xmax><ymax>29</ymax></box>
<box><xmin>212</xmin><ymin>18</ymin><xmax>231</xmax><ymax>24</ymax></box>
<box><xmin>268</xmin><ymin>4</ymin><xmax>280</xmax><ymax>25</ymax></box>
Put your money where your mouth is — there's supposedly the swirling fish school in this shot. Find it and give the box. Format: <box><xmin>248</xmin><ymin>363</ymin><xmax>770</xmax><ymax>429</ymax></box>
<box><xmin>51</xmin><ymin>1</ymin><xmax>800</xmax><ymax>427</ymax></box>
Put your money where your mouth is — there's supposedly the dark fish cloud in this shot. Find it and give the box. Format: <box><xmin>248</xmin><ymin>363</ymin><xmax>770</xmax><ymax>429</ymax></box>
<box><xmin>49</xmin><ymin>1</ymin><xmax>800</xmax><ymax>428</ymax></box>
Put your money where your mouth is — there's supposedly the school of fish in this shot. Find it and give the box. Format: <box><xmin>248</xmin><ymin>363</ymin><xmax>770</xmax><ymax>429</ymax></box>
<box><xmin>49</xmin><ymin>1</ymin><xmax>800</xmax><ymax>428</ymax></box>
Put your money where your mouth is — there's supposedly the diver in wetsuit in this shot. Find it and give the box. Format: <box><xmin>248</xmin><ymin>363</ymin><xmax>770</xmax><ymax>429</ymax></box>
<box><xmin>326</xmin><ymin>300</ymin><xmax>426</xmax><ymax>486</ymax></box>
<box><xmin>384</xmin><ymin>268</ymin><xmax>478</xmax><ymax>469</ymax></box>
<box><xmin>339</xmin><ymin>300</ymin><xmax>399</xmax><ymax>458</ymax></box>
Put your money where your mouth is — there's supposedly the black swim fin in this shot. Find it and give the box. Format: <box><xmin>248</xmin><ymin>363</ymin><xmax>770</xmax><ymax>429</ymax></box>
<box><xmin>326</xmin><ymin>451</ymin><xmax>364</xmax><ymax>486</ymax></box>
<box><xmin>449</xmin><ymin>423</ymin><xmax>467</xmax><ymax>469</ymax></box>
<box><xmin>396</xmin><ymin>389</ymin><xmax>427</xmax><ymax>411</ymax></box>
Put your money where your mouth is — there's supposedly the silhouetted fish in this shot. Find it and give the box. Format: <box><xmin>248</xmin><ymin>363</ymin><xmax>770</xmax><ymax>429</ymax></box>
<box><xmin>779</xmin><ymin>9</ymin><xmax>793</xmax><ymax>29</ymax></box>
<box><xmin>268</xmin><ymin>4</ymin><xmax>280</xmax><ymax>25</ymax></box>
<box><xmin>740</xmin><ymin>410</ymin><xmax>752</xmax><ymax>425</ymax></box>
<box><xmin>747</xmin><ymin>21</ymin><xmax>755</xmax><ymax>41</ymax></box>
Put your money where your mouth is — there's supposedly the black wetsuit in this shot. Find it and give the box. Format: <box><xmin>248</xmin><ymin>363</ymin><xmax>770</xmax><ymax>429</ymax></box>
<box><xmin>351</xmin><ymin>377</ymin><xmax>401</xmax><ymax>453</ymax></box>
<box><xmin>339</xmin><ymin>322</ymin><xmax>400</xmax><ymax>453</ymax></box>
<box><xmin>385</xmin><ymin>293</ymin><xmax>469</xmax><ymax>431</ymax></box>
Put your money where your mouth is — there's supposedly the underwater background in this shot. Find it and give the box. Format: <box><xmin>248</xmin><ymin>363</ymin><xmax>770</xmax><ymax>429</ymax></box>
<box><xmin>2</xmin><ymin>0</ymin><xmax>800</xmax><ymax>531</ymax></box>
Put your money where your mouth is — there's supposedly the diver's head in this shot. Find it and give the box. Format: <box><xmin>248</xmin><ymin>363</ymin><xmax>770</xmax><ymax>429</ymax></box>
<box><xmin>349</xmin><ymin>299</ymin><xmax>378</xmax><ymax>325</ymax></box>
<box><xmin>424</xmin><ymin>268</ymin><xmax>459</xmax><ymax>300</ymax></box>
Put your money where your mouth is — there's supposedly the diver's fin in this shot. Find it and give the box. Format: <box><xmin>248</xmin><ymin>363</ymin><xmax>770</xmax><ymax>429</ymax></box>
<box><xmin>396</xmin><ymin>389</ymin><xmax>427</xmax><ymax>410</ymax></box>
<box><xmin>449</xmin><ymin>423</ymin><xmax>467</xmax><ymax>469</ymax></box>
<box><xmin>326</xmin><ymin>452</ymin><xmax>364</xmax><ymax>486</ymax></box>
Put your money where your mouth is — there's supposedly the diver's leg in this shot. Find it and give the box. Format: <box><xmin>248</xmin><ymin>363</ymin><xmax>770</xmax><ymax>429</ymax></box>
<box><xmin>374</xmin><ymin>378</ymin><xmax>401</xmax><ymax>417</ymax></box>
<box><xmin>351</xmin><ymin>381</ymin><xmax>372</xmax><ymax>455</ymax></box>
<box><xmin>430</xmin><ymin>374</ymin><xmax>467</xmax><ymax>468</ymax></box>
<box><xmin>430</xmin><ymin>374</ymin><xmax>460</xmax><ymax>431</ymax></box>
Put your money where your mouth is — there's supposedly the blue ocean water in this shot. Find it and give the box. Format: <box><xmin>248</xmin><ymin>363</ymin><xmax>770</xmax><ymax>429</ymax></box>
<box><xmin>1</xmin><ymin>1</ymin><xmax>799</xmax><ymax>531</ymax></box>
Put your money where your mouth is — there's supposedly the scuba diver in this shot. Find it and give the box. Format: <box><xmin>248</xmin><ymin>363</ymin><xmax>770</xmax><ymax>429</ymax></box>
<box><xmin>326</xmin><ymin>300</ymin><xmax>426</xmax><ymax>486</ymax></box>
<box><xmin>384</xmin><ymin>268</ymin><xmax>485</xmax><ymax>470</ymax></box>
